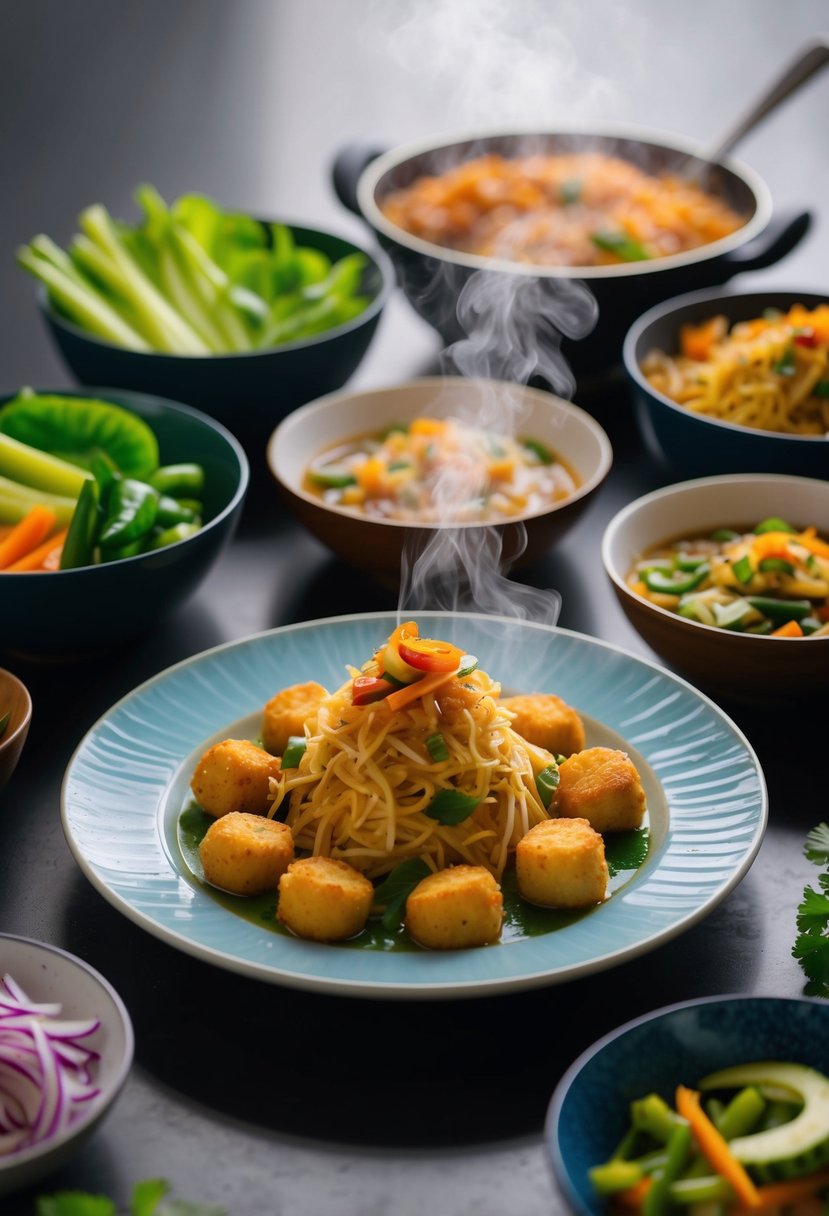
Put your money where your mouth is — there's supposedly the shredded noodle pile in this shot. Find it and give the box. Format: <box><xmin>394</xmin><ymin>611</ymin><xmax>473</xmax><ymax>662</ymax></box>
<box><xmin>642</xmin><ymin>304</ymin><xmax>829</xmax><ymax>435</ymax></box>
<box><xmin>268</xmin><ymin>664</ymin><xmax>553</xmax><ymax>880</ymax></box>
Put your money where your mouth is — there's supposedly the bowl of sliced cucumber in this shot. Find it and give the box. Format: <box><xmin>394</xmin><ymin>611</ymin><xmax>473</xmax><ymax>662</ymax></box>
<box><xmin>546</xmin><ymin>995</ymin><xmax>829</xmax><ymax>1216</ymax></box>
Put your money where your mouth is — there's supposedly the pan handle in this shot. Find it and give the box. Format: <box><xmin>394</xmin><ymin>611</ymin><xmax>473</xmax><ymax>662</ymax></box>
<box><xmin>331</xmin><ymin>142</ymin><xmax>388</xmax><ymax>217</ymax></box>
<box><xmin>722</xmin><ymin>209</ymin><xmax>812</xmax><ymax>271</ymax></box>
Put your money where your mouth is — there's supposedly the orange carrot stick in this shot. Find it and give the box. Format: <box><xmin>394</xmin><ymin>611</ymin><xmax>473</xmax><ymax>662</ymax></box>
<box><xmin>5</xmin><ymin>527</ymin><xmax>69</xmax><ymax>572</ymax></box>
<box><xmin>0</xmin><ymin>505</ymin><xmax>58</xmax><ymax>570</ymax></box>
<box><xmin>675</xmin><ymin>1086</ymin><xmax>760</xmax><ymax>1209</ymax></box>
<box><xmin>752</xmin><ymin>1166</ymin><xmax>829</xmax><ymax>1210</ymax></box>
<box><xmin>385</xmin><ymin>670</ymin><xmax>457</xmax><ymax>712</ymax></box>
<box><xmin>614</xmin><ymin>1175</ymin><xmax>653</xmax><ymax>1209</ymax></box>
<box><xmin>770</xmin><ymin>619</ymin><xmax>804</xmax><ymax>638</ymax></box>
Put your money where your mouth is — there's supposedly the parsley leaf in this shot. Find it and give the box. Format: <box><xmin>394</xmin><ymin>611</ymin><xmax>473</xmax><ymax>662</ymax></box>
<box><xmin>37</xmin><ymin>1183</ymin><xmax>226</xmax><ymax>1216</ymax></box>
<box><xmin>793</xmin><ymin>822</ymin><xmax>829</xmax><ymax>997</ymax></box>
<box><xmin>804</xmin><ymin>822</ymin><xmax>829</xmax><ymax>866</ymax></box>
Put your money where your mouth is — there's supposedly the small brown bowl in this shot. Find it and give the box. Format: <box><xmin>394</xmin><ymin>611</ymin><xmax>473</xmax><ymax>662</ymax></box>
<box><xmin>601</xmin><ymin>473</ymin><xmax>829</xmax><ymax>703</ymax></box>
<box><xmin>267</xmin><ymin>377</ymin><xmax>613</xmax><ymax>581</ymax></box>
<box><xmin>0</xmin><ymin>667</ymin><xmax>32</xmax><ymax>789</ymax></box>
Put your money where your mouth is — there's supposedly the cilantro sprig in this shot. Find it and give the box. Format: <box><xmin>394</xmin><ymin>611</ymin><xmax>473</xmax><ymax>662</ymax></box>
<box><xmin>36</xmin><ymin>1180</ymin><xmax>226</xmax><ymax>1216</ymax></box>
<box><xmin>792</xmin><ymin>822</ymin><xmax>829</xmax><ymax>996</ymax></box>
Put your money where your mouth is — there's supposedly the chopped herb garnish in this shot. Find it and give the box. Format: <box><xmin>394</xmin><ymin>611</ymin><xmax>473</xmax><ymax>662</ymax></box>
<box><xmin>535</xmin><ymin>763</ymin><xmax>560</xmax><ymax>808</ymax></box>
<box><xmin>457</xmin><ymin>654</ymin><xmax>479</xmax><ymax>678</ymax></box>
<box><xmin>424</xmin><ymin>788</ymin><xmax>480</xmax><ymax>824</ymax></box>
<box><xmin>590</xmin><ymin>230</ymin><xmax>650</xmax><ymax>262</ymax></box>
<box><xmin>772</xmin><ymin>345</ymin><xmax>796</xmax><ymax>376</ymax></box>
<box><xmin>710</xmin><ymin>528</ymin><xmax>740</xmax><ymax>542</ymax></box>
<box><xmin>731</xmin><ymin>554</ymin><xmax>753</xmax><ymax>585</ymax></box>
<box><xmin>522</xmin><ymin>437</ymin><xmax>555</xmax><ymax>464</ymax></box>
<box><xmin>793</xmin><ymin>822</ymin><xmax>829</xmax><ymax>996</ymax></box>
<box><xmin>281</xmin><ymin>736</ymin><xmax>307</xmax><ymax>768</ymax></box>
<box><xmin>559</xmin><ymin>179</ymin><xmax>582</xmax><ymax>205</ymax></box>
<box><xmin>426</xmin><ymin>732</ymin><xmax>449</xmax><ymax>763</ymax></box>
<box><xmin>754</xmin><ymin>516</ymin><xmax>795</xmax><ymax>534</ymax></box>
<box><xmin>373</xmin><ymin>858</ymin><xmax>432</xmax><ymax>931</ymax></box>
<box><xmin>309</xmin><ymin>467</ymin><xmax>357</xmax><ymax>489</ymax></box>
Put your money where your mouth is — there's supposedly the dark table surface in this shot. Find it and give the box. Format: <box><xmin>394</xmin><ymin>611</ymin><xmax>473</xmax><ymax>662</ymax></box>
<box><xmin>1</xmin><ymin>3</ymin><xmax>828</xmax><ymax>1213</ymax></box>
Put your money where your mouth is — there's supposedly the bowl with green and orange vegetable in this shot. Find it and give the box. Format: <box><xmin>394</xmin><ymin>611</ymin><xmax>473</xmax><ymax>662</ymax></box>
<box><xmin>546</xmin><ymin>994</ymin><xmax>829</xmax><ymax>1216</ymax></box>
<box><xmin>0</xmin><ymin>387</ymin><xmax>247</xmax><ymax>656</ymax></box>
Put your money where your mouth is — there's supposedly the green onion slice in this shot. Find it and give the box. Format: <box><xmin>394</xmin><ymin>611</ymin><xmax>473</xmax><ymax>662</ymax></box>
<box><xmin>731</xmin><ymin>555</ymin><xmax>754</xmax><ymax>585</ymax></box>
<box><xmin>590</xmin><ymin>230</ymin><xmax>650</xmax><ymax>262</ymax></box>
<box><xmin>753</xmin><ymin>516</ymin><xmax>795</xmax><ymax>534</ymax></box>
<box><xmin>746</xmin><ymin>596</ymin><xmax>812</xmax><ymax>623</ymax></box>
<box><xmin>712</xmin><ymin>599</ymin><xmax>751</xmax><ymax>629</ymax></box>
<box><xmin>535</xmin><ymin>763</ymin><xmax>560</xmax><ymax>808</ymax></box>
<box><xmin>457</xmin><ymin>654</ymin><xmax>479</xmax><ymax>678</ymax></box>
<box><xmin>309</xmin><ymin>467</ymin><xmax>357</xmax><ymax>489</ymax></box>
<box><xmin>424</xmin><ymin>789</ymin><xmax>480</xmax><ymax>824</ymax></box>
<box><xmin>710</xmin><ymin>528</ymin><xmax>740</xmax><ymax>542</ymax></box>
<box><xmin>426</xmin><ymin>732</ymin><xmax>450</xmax><ymax>763</ymax></box>
<box><xmin>281</xmin><ymin>736</ymin><xmax>307</xmax><ymax>768</ymax></box>
<box><xmin>758</xmin><ymin>557</ymin><xmax>795</xmax><ymax>576</ymax></box>
<box><xmin>522</xmin><ymin>438</ymin><xmax>555</xmax><ymax>465</ymax></box>
<box><xmin>642</xmin><ymin>564</ymin><xmax>710</xmax><ymax>595</ymax></box>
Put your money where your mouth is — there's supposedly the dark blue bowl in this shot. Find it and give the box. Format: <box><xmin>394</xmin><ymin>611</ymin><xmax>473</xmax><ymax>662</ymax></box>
<box><xmin>0</xmin><ymin>387</ymin><xmax>248</xmax><ymax>657</ymax></box>
<box><xmin>546</xmin><ymin>994</ymin><xmax>829</xmax><ymax>1216</ymax></box>
<box><xmin>37</xmin><ymin>224</ymin><xmax>394</xmax><ymax>459</ymax></box>
<box><xmin>624</xmin><ymin>289</ymin><xmax>829</xmax><ymax>478</ymax></box>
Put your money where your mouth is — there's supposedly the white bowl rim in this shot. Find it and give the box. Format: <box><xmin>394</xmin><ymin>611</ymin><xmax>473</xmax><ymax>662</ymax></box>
<box><xmin>37</xmin><ymin>219</ymin><xmax>395</xmax><ymax>360</ymax></box>
<box><xmin>0</xmin><ymin>385</ymin><xmax>250</xmax><ymax>579</ymax></box>
<box><xmin>0</xmin><ymin>933</ymin><xmax>134</xmax><ymax>1174</ymax></box>
<box><xmin>623</xmin><ymin>285</ymin><xmax>829</xmax><ymax>445</ymax></box>
<box><xmin>545</xmin><ymin>992</ymin><xmax>829</xmax><ymax>1215</ymax></box>
<box><xmin>267</xmin><ymin>375</ymin><xmax>614</xmax><ymax>531</ymax></box>
<box><xmin>357</xmin><ymin>122</ymin><xmax>772</xmax><ymax>280</ymax></box>
<box><xmin>0</xmin><ymin>668</ymin><xmax>32</xmax><ymax>753</ymax></box>
<box><xmin>601</xmin><ymin>471</ymin><xmax>829</xmax><ymax>645</ymax></box>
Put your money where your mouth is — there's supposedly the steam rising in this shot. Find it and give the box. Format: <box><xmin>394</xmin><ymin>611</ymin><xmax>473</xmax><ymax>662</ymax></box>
<box><xmin>374</xmin><ymin>0</ymin><xmax>613</xmax><ymax>627</ymax></box>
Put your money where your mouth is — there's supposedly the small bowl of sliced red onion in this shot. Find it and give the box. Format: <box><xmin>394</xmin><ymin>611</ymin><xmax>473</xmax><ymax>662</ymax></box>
<box><xmin>0</xmin><ymin>934</ymin><xmax>133</xmax><ymax>1196</ymax></box>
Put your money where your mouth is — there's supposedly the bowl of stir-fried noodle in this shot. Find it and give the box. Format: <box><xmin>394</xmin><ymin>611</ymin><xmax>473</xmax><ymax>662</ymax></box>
<box><xmin>332</xmin><ymin>127</ymin><xmax>811</xmax><ymax>375</ymax></box>
<box><xmin>624</xmin><ymin>290</ymin><xmax>829</xmax><ymax>477</ymax></box>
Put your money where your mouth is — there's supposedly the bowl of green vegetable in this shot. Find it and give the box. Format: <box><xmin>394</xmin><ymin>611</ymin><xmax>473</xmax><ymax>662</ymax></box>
<box><xmin>0</xmin><ymin>387</ymin><xmax>248</xmax><ymax>657</ymax></box>
<box><xmin>19</xmin><ymin>188</ymin><xmax>394</xmax><ymax>458</ymax></box>
<box><xmin>546</xmin><ymin>994</ymin><xmax>829</xmax><ymax>1216</ymax></box>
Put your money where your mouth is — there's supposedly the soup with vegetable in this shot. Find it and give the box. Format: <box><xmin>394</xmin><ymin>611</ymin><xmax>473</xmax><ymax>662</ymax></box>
<box><xmin>304</xmin><ymin>416</ymin><xmax>579</xmax><ymax>523</ymax></box>
<box><xmin>629</xmin><ymin>516</ymin><xmax>829</xmax><ymax>637</ymax></box>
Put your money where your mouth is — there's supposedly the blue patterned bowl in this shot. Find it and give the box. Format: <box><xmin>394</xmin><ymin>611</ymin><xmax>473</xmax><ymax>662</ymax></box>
<box><xmin>546</xmin><ymin>995</ymin><xmax>829</xmax><ymax>1216</ymax></box>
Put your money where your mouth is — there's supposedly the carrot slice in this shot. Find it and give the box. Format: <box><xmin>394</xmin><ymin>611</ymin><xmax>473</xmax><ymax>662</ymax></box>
<box><xmin>770</xmin><ymin>619</ymin><xmax>804</xmax><ymax>638</ymax></box>
<box><xmin>385</xmin><ymin>669</ymin><xmax>457</xmax><ymax>712</ymax></box>
<box><xmin>675</xmin><ymin>1086</ymin><xmax>760</xmax><ymax>1209</ymax></box>
<box><xmin>752</xmin><ymin>1166</ymin><xmax>829</xmax><ymax>1210</ymax></box>
<box><xmin>614</xmin><ymin>1176</ymin><xmax>653</xmax><ymax>1209</ymax></box>
<box><xmin>0</xmin><ymin>505</ymin><xmax>58</xmax><ymax>570</ymax></box>
<box><xmin>5</xmin><ymin>527</ymin><xmax>69</xmax><ymax>572</ymax></box>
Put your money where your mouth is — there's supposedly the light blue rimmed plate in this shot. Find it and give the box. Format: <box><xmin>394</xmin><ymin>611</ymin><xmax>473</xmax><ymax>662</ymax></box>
<box><xmin>61</xmin><ymin>612</ymin><xmax>767</xmax><ymax>1000</ymax></box>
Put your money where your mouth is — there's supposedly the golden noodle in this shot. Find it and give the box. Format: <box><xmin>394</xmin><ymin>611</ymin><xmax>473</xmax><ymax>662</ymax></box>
<box><xmin>268</xmin><ymin>664</ymin><xmax>553</xmax><ymax>880</ymax></box>
<box><xmin>642</xmin><ymin>304</ymin><xmax>829</xmax><ymax>435</ymax></box>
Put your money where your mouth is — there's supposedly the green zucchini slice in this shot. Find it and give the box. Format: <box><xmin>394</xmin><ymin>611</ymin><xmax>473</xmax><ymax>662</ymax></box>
<box><xmin>700</xmin><ymin>1062</ymin><xmax>829</xmax><ymax>1182</ymax></box>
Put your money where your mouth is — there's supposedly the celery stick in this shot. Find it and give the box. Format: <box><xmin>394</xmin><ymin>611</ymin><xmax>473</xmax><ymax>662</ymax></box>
<box><xmin>0</xmin><ymin>432</ymin><xmax>91</xmax><ymax>497</ymax></box>
<box><xmin>168</xmin><ymin>225</ymin><xmax>253</xmax><ymax>351</ymax></box>
<box><xmin>17</xmin><ymin>246</ymin><xmax>150</xmax><ymax>351</ymax></box>
<box><xmin>0</xmin><ymin>474</ymin><xmax>77</xmax><ymax>525</ymax></box>
<box><xmin>79</xmin><ymin>205</ymin><xmax>209</xmax><ymax>354</ymax></box>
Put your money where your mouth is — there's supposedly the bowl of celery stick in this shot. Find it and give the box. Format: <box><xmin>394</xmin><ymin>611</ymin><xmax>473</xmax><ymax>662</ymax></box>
<box><xmin>18</xmin><ymin>187</ymin><xmax>393</xmax><ymax>457</ymax></box>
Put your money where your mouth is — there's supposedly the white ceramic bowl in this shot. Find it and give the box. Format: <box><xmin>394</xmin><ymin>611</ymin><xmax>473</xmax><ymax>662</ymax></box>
<box><xmin>268</xmin><ymin>377</ymin><xmax>613</xmax><ymax>580</ymax></box>
<box><xmin>0</xmin><ymin>935</ymin><xmax>133</xmax><ymax>1196</ymax></box>
<box><xmin>602</xmin><ymin>473</ymin><xmax>829</xmax><ymax>702</ymax></box>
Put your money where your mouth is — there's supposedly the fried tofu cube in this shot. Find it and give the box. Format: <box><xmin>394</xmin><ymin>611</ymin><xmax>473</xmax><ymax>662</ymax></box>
<box><xmin>277</xmin><ymin>856</ymin><xmax>373</xmax><ymax>942</ymax></box>
<box><xmin>556</xmin><ymin>747</ymin><xmax>646</xmax><ymax>833</ymax></box>
<box><xmin>262</xmin><ymin>682</ymin><xmax>327</xmax><ymax>756</ymax></box>
<box><xmin>515</xmin><ymin>817</ymin><xmax>608</xmax><ymax>908</ymax></box>
<box><xmin>404</xmin><ymin>865</ymin><xmax>503</xmax><ymax>950</ymax></box>
<box><xmin>199</xmin><ymin>812</ymin><xmax>294</xmax><ymax>896</ymax></box>
<box><xmin>500</xmin><ymin>693</ymin><xmax>586</xmax><ymax>756</ymax></box>
<box><xmin>190</xmin><ymin>739</ymin><xmax>282</xmax><ymax>819</ymax></box>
